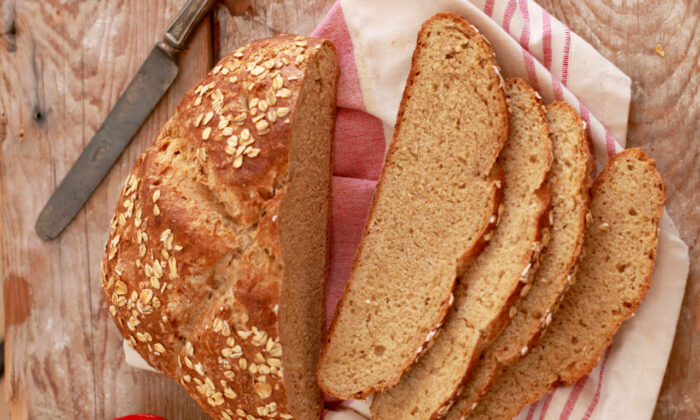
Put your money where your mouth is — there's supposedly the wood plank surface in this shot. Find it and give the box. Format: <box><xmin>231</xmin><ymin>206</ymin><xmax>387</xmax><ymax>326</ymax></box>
<box><xmin>0</xmin><ymin>0</ymin><xmax>213</xmax><ymax>418</ymax></box>
<box><xmin>214</xmin><ymin>0</ymin><xmax>334</xmax><ymax>58</ymax></box>
<box><xmin>534</xmin><ymin>3</ymin><xmax>699</xmax><ymax>418</ymax></box>
<box><xmin>0</xmin><ymin>0</ymin><xmax>696</xmax><ymax>419</ymax></box>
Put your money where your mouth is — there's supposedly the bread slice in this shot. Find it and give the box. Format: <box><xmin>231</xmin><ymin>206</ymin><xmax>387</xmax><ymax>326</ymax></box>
<box><xmin>316</xmin><ymin>13</ymin><xmax>508</xmax><ymax>399</ymax></box>
<box><xmin>371</xmin><ymin>78</ymin><xmax>552</xmax><ymax>419</ymax></box>
<box><xmin>445</xmin><ymin>101</ymin><xmax>594</xmax><ymax>419</ymax></box>
<box><xmin>466</xmin><ymin>148</ymin><xmax>665</xmax><ymax>420</ymax></box>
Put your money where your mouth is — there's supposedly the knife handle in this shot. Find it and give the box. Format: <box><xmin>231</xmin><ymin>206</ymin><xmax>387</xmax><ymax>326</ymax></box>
<box><xmin>163</xmin><ymin>0</ymin><xmax>218</xmax><ymax>53</ymax></box>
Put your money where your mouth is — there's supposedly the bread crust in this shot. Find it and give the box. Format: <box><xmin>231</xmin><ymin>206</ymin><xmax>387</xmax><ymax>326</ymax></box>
<box><xmin>371</xmin><ymin>77</ymin><xmax>552</xmax><ymax>420</ymax></box>
<box><xmin>559</xmin><ymin>148</ymin><xmax>664</xmax><ymax>384</ymax></box>
<box><xmin>101</xmin><ymin>35</ymin><xmax>337</xmax><ymax>420</ymax></box>
<box><xmin>445</xmin><ymin>100</ymin><xmax>594</xmax><ymax>419</ymax></box>
<box><xmin>464</xmin><ymin>148</ymin><xmax>665</xmax><ymax>420</ymax></box>
<box><xmin>317</xmin><ymin>12</ymin><xmax>508</xmax><ymax>400</ymax></box>
<box><xmin>430</xmin><ymin>187</ymin><xmax>552</xmax><ymax>420</ymax></box>
<box><xmin>495</xmin><ymin>101</ymin><xmax>594</xmax><ymax>364</ymax></box>
<box><xmin>528</xmin><ymin>101</ymin><xmax>595</xmax><ymax>354</ymax></box>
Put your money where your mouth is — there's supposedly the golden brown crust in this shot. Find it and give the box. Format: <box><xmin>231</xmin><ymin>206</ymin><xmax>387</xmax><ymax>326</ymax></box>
<box><xmin>427</xmin><ymin>188</ymin><xmax>552</xmax><ymax>420</ymax></box>
<box><xmin>317</xmin><ymin>12</ymin><xmax>508</xmax><ymax>400</ymax></box>
<box><xmin>371</xmin><ymin>77</ymin><xmax>551</xmax><ymax>420</ymax></box>
<box><xmin>316</xmin><ymin>169</ymin><xmax>504</xmax><ymax>400</ymax></box>
<box><xmin>445</xmin><ymin>100</ymin><xmax>594</xmax><ymax>419</ymax></box>
<box><xmin>506</xmin><ymin>101</ymin><xmax>594</xmax><ymax>361</ymax></box>
<box><xmin>101</xmin><ymin>35</ymin><xmax>336</xmax><ymax>420</ymax></box>
<box><xmin>464</xmin><ymin>148</ymin><xmax>664</xmax><ymax>420</ymax></box>
<box><xmin>317</xmin><ymin>178</ymin><xmax>504</xmax><ymax>401</ymax></box>
<box><xmin>536</xmin><ymin>100</ymin><xmax>595</xmax><ymax>345</ymax></box>
<box><xmin>559</xmin><ymin>147</ymin><xmax>664</xmax><ymax>384</ymax></box>
<box><xmin>432</xmin><ymin>89</ymin><xmax>554</xmax><ymax>420</ymax></box>
<box><xmin>419</xmin><ymin>80</ymin><xmax>553</xmax><ymax>420</ymax></box>
<box><xmin>440</xmin><ymin>189</ymin><xmax>553</xmax><ymax>420</ymax></box>
<box><xmin>456</xmin><ymin>164</ymin><xmax>506</xmax><ymax>276</ymax></box>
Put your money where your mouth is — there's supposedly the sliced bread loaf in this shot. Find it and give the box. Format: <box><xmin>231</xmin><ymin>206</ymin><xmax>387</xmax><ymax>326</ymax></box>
<box><xmin>101</xmin><ymin>36</ymin><xmax>338</xmax><ymax>419</ymax></box>
<box><xmin>371</xmin><ymin>78</ymin><xmax>552</xmax><ymax>419</ymax></box>
<box><xmin>445</xmin><ymin>101</ymin><xmax>594</xmax><ymax>419</ymax></box>
<box><xmin>316</xmin><ymin>13</ymin><xmax>508</xmax><ymax>399</ymax></box>
<box><xmin>466</xmin><ymin>148</ymin><xmax>665</xmax><ymax>420</ymax></box>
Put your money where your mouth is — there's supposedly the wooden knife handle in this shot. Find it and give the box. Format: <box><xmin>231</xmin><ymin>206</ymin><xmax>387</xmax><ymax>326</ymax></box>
<box><xmin>163</xmin><ymin>0</ymin><xmax>217</xmax><ymax>52</ymax></box>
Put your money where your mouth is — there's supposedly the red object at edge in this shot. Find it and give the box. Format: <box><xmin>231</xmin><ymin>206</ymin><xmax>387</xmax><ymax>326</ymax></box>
<box><xmin>113</xmin><ymin>415</ymin><xmax>168</xmax><ymax>420</ymax></box>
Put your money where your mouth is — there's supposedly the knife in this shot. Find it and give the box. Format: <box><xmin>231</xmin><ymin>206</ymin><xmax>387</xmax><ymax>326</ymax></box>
<box><xmin>35</xmin><ymin>0</ymin><xmax>217</xmax><ymax>241</ymax></box>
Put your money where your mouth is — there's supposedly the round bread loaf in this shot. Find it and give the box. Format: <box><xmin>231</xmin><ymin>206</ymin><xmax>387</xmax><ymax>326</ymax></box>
<box><xmin>101</xmin><ymin>35</ymin><xmax>338</xmax><ymax>420</ymax></box>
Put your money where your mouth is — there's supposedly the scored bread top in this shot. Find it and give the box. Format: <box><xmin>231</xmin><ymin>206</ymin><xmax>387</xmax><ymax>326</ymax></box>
<box><xmin>317</xmin><ymin>13</ymin><xmax>508</xmax><ymax>399</ymax></box>
<box><xmin>446</xmin><ymin>101</ymin><xmax>594</xmax><ymax>419</ymax></box>
<box><xmin>466</xmin><ymin>148</ymin><xmax>665</xmax><ymax>420</ymax></box>
<box><xmin>371</xmin><ymin>78</ymin><xmax>552</xmax><ymax>420</ymax></box>
<box><xmin>100</xmin><ymin>35</ymin><xmax>337</xmax><ymax>420</ymax></box>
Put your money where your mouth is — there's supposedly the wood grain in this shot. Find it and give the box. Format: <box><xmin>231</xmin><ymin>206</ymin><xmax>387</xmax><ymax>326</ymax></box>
<box><xmin>0</xmin><ymin>0</ymin><xmax>213</xmax><ymax>418</ymax></box>
<box><xmin>215</xmin><ymin>0</ymin><xmax>334</xmax><ymax>58</ymax></box>
<box><xmin>535</xmin><ymin>1</ymin><xmax>699</xmax><ymax>419</ymax></box>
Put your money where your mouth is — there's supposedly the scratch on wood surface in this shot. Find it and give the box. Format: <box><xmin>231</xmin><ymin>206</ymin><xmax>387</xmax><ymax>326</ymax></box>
<box><xmin>0</xmin><ymin>106</ymin><xmax>6</xmax><ymax>144</ymax></box>
<box><xmin>17</xmin><ymin>106</ymin><xmax>23</xmax><ymax>142</ymax></box>
<box><xmin>29</xmin><ymin>42</ymin><xmax>46</xmax><ymax>128</ymax></box>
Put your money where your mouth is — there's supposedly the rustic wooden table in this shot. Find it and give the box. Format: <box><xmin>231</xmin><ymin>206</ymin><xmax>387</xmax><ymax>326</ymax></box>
<box><xmin>0</xmin><ymin>0</ymin><xmax>696</xmax><ymax>419</ymax></box>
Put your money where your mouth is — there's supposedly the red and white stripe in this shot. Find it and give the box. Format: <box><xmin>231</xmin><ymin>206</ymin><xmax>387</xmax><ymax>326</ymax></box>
<box><xmin>481</xmin><ymin>0</ymin><xmax>621</xmax><ymax>169</ymax></box>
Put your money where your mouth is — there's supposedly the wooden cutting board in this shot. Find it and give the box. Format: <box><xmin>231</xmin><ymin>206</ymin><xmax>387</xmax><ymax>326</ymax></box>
<box><xmin>0</xmin><ymin>0</ymin><xmax>697</xmax><ymax>418</ymax></box>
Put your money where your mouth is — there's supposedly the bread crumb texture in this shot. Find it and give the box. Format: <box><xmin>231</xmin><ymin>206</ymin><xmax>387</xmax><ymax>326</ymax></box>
<box><xmin>445</xmin><ymin>100</ymin><xmax>594</xmax><ymax>419</ymax></box>
<box><xmin>466</xmin><ymin>148</ymin><xmax>665</xmax><ymax>420</ymax></box>
<box><xmin>317</xmin><ymin>12</ymin><xmax>508</xmax><ymax>400</ymax></box>
<box><xmin>372</xmin><ymin>77</ymin><xmax>552</xmax><ymax>420</ymax></box>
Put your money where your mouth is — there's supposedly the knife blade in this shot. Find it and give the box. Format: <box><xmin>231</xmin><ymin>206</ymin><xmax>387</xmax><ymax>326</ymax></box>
<box><xmin>35</xmin><ymin>0</ymin><xmax>217</xmax><ymax>240</ymax></box>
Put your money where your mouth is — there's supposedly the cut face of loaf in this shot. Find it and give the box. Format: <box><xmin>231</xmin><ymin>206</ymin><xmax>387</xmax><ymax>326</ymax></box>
<box><xmin>100</xmin><ymin>36</ymin><xmax>338</xmax><ymax>420</ymax></box>
<box><xmin>372</xmin><ymin>78</ymin><xmax>552</xmax><ymax>420</ymax></box>
<box><xmin>467</xmin><ymin>148</ymin><xmax>665</xmax><ymax>420</ymax></box>
<box><xmin>446</xmin><ymin>101</ymin><xmax>594</xmax><ymax>419</ymax></box>
<box><xmin>316</xmin><ymin>13</ymin><xmax>508</xmax><ymax>399</ymax></box>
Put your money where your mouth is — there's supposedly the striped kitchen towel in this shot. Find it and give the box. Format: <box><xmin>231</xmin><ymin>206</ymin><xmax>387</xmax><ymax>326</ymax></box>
<box><xmin>314</xmin><ymin>1</ymin><xmax>690</xmax><ymax>419</ymax></box>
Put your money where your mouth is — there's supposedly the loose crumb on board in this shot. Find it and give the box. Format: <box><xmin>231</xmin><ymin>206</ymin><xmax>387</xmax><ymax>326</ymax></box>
<box><xmin>655</xmin><ymin>44</ymin><xmax>665</xmax><ymax>57</ymax></box>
